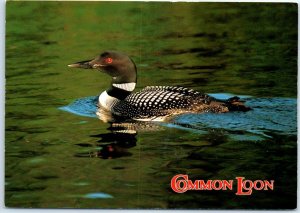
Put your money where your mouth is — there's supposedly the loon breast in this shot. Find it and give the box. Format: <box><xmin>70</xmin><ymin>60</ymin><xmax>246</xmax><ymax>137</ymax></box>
<box><xmin>98</xmin><ymin>91</ymin><xmax>120</xmax><ymax>111</ymax></box>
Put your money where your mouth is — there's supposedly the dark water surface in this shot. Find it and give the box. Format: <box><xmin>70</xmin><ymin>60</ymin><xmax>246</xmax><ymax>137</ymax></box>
<box><xmin>6</xmin><ymin>2</ymin><xmax>297</xmax><ymax>209</ymax></box>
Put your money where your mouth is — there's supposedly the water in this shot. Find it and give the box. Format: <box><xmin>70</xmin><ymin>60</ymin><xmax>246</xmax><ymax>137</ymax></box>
<box><xmin>5</xmin><ymin>2</ymin><xmax>297</xmax><ymax>209</ymax></box>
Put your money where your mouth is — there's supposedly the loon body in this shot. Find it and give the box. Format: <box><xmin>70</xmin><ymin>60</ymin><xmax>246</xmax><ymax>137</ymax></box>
<box><xmin>68</xmin><ymin>51</ymin><xmax>250</xmax><ymax>121</ymax></box>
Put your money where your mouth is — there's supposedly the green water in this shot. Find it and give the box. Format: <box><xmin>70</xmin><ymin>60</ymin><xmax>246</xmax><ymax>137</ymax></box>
<box><xmin>5</xmin><ymin>2</ymin><xmax>297</xmax><ymax>209</ymax></box>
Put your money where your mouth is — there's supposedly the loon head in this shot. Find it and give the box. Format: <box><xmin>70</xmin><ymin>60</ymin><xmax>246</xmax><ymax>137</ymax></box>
<box><xmin>68</xmin><ymin>51</ymin><xmax>137</xmax><ymax>84</ymax></box>
<box><xmin>68</xmin><ymin>51</ymin><xmax>137</xmax><ymax>101</ymax></box>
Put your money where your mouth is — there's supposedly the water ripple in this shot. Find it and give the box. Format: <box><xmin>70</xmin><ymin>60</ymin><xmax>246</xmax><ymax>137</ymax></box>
<box><xmin>60</xmin><ymin>94</ymin><xmax>297</xmax><ymax>138</ymax></box>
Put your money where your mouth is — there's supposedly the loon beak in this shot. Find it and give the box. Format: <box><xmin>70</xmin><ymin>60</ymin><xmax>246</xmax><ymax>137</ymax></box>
<box><xmin>68</xmin><ymin>60</ymin><xmax>93</xmax><ymax>69</ymax></box>
<box><xmin>68</xmin><ymin>59</ymin><xmax>106</xmax><ymax>69</ymax></box>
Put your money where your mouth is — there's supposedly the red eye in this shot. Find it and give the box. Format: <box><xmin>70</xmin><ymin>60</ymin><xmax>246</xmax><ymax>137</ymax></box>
<box><xmin>105</xmin><ymin>57</ymin><xmax>113</xmax><ymax>64</ymax></box>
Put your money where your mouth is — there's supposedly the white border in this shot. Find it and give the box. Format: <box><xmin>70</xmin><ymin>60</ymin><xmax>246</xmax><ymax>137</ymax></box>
<box><xmin>1</xmin><ymin>0</ymin><xmax>299</xmax><ymax>213</ymax></box>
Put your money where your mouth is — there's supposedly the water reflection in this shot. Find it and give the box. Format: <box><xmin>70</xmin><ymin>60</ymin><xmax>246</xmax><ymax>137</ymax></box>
<box><xmin>75</xmin><ymin>121</ymin><xmax>168</xmax><ymax>159</ymax></box>
<box><xmin>89</xmin><ymin>130</ymin><xmax>137</xmax><ymax>159</ymax></box>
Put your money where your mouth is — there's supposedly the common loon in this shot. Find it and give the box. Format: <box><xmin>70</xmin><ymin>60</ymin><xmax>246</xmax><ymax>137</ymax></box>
<box><xmin>68</xmin><ymin>51</ymin><xmax>250</xmax><ymax>121</ymax></box>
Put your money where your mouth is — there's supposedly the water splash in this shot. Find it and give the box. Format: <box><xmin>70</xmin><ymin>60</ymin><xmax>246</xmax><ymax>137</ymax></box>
<box><xmin>59</xmin><ymin>96</ymin><xmax>98</xmax><ymax>118</ymax></box>
<box><xmin>175</xmin><ymin>96</ymin><xmax>296</xmax><ymax>139</ymax></box>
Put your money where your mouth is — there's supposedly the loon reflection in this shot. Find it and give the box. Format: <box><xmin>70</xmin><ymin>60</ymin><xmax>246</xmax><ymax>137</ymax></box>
<box><xmin>90</xmin><ymin>131</ymin><xmax>137</xmax><ymax>159</ymax></box>
<box><xmin>80</xmin><ymin>121</ymin><xmax>164</xmax><ymax>159</ymax></box>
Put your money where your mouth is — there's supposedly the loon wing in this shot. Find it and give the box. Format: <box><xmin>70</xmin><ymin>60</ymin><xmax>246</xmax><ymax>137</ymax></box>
<box><xmin>111</xmin><ymin>86</ymin><xmax>213</xmax><ymax>120</ymax></box>
<box><xmin>140</xmin><ymin>86</ymin><xmax>207</xmax><ymax>98</ymax></box>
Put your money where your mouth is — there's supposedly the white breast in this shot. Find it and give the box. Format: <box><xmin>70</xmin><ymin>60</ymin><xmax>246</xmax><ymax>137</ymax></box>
<box><xmin>98</xmin><ymin>91</ymin><xmax>120</xmax><ymax>111</ymax></box>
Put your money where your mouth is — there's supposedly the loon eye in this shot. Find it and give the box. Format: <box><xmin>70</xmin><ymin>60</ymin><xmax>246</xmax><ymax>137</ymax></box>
<box><xmin>105</xmin><ymin>57</ymin><xmax>113</xmax><ymax>64</ymax></box>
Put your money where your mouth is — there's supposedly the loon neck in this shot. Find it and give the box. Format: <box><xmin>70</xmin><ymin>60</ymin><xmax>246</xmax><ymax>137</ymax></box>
<box><xmin>106</xmin><ymin>82</ymin><xmax>136</xmax><ymax>100</ymax></box>
<box><xmin>99</xmin><ymin>82</ymin><xmax>136</xmax><ymax>111</ymax></box>
<box><xmin>106</xmin><ymin>58</ymin><xmax>137</xmax><ymax>100</ymax></box>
